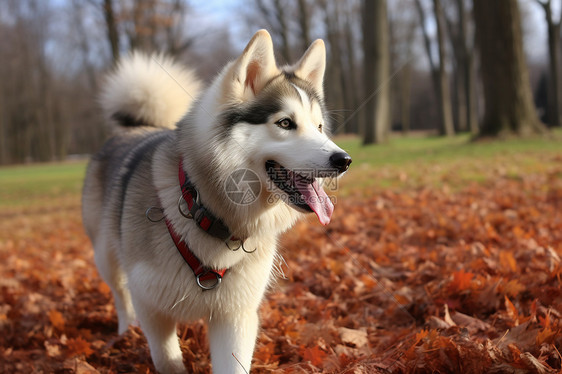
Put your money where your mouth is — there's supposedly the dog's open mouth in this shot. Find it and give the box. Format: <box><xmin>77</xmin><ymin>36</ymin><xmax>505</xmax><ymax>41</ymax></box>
<box><xmin>265</xmin><ymin>160</ymin><xmax>334</xmax><ymax>225</ymax></box>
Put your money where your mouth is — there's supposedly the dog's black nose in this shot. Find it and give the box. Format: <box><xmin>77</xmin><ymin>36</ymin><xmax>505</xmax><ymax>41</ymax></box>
<box><xmin>329</xmin><ymin>152</ymin><xmax>352</xmax><ymax>173</ymax></box>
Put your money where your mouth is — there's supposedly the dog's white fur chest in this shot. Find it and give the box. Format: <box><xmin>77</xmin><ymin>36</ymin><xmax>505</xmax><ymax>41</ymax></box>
<box><xmin>145</xmin><ymin>146</ymin><xmax>280</xmax><ymax>319</ymax></box>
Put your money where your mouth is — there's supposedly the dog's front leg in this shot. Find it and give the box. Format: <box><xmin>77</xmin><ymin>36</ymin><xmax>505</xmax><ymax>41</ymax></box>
<box><xmin>135</xmin><ymin>304</ymin><xmax>185</xmax><ymax>374</ymax></box>
<box><xmin>208</xmin><ymin>310</ymin><xmax>259</xmax><ymax>374</ymax></box>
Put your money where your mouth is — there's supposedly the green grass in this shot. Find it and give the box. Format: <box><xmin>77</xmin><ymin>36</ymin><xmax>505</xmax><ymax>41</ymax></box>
<box><xmin>0</xmin><ymin>130</ymin><xmax>561</xmax><ymax>209</ymax></box>
<box><xmin>0</xmin><ymin>160</ymin><xmax>87</xmax><ymax>209</ymax></box>
<box><xmin>336</xmin><ymin>129</ymin><xmax>562</xmax><ymax>167</ymax></box>
<box><xmin>335</xmin><ymin>130</ymin><xmax>562</xmax><ymax>192</ymax></box>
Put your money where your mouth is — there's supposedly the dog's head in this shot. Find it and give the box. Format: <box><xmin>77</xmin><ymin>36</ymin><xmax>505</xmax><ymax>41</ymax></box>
<box><xmin>183</xmin><ymin>30</ymin><xmax>351</xmax><ymax>230</ymax></box>
<box><xmin>222</xmin><ymin>30</ymin><xmax>351</xmax><ymax>226</ymax></box>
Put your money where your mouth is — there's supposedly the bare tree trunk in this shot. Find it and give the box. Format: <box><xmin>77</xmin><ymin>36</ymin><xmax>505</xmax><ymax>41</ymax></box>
<box><xmin>445</xmin><ymin>3</ymin><xmax>464</xmax><ymax>132</ymax></box>
<box><xmin>448</xmin><ymin>52</ymin><xmax>467</xmax><ymax>133</ymax></box>
<box><xmin>103</xmin><ymin>0</ymin><xmax>120</xmax><ymax>64</ymax></box>
<box><xmin>446</xmin><ymin>0</ymin><xmax>477</xmax><ymax>134</ymax></box>
<box><xmin>297</xmin><ymin>0</ymin><xmax>311</xmax><ymax>54</ymax></box>
<box><xmin>534</xmin><ymin>0</ymin><xmax>561</xmax><ymax>127</ymax></box>
<box><xmin>414</xmin><ymin>0</ymin><xmax>436</xmax><ymax>72</ymax></box>
<box><xmin>165</xmin><ymin>0</ymin><xmax>194</xmax><ymax>56</ymax></box>
<box><xmin>273</xmin><ymin>0</ymin><xmax>291</xmax><ymax>62</ymax></box>
<box><xmin>127</xmin><ymin>0</ymin><xmax>159</xmax><ymax>53</ymax></box>
<box><xmin>0</xmin><ymin>90</ymin><xmax>9</xmax><ymax>164</ymax></box>
<box><xmin>147</xmin><ymin>0</ymin><xmax>159</xmax><ymax>52</ymax></box>
<box><xmin>415</xmin><ymin>0</ymin><xmax>454</xmax><ymax>135</ymax></box>
<box><xmin>362</xmin><ymin>0</ymin><xmax>391</xmax><ymax>144</ymax></box>
<box><xmin>255</xmin><ymin>0</ymin><xmax>291</xmax><ymax>63</ymax></box>
<box><xmin>453</xmin><ymin>71</ymin><xmax>467</xmax><ymax>132</ymax></box>
<box><xmin>433</xmin><ymin>0</ymin><xmax>455</xmax><ymax>136</ymax></box>
<box><xmin>34</xmin><ymin>37</ymin><xmax>55</xmax><ymax>161</ymax></box>
<box><xmin>458</xmin><ymin>0</ymin><xmax>478</xmax><ymax>134</ymax></box>
<box><xmin>467</xmin><ymin>48</ymin><xmax>478</xmax><ymax>134</ymax></box>
<box><xmin>0</xmin><ymin>62</ymin><xmax>7</xmax><ymax>163</ymax></box>
<box><xmin>343</xmin><ymin>8</ymin><xmax>360</xmax><ymax>134</ymax></box>
<box><xmin>323</xmin><ymin>0</ymin><xmax>346</xmax><ymax>134</ymax></box>
<box><xmin>473</xmin><ymin>0</ymin><xmax>546</xmax><ymax>136</ymax></box>
<box><xmin>400</xmin><ymin>60</ymin><xmax>413</xmax><ymax>135</ymax></box>
<box><xmin>0</xmin><ymin>105</ymin><xmax>5</xmax><ymax>164</ymax></box>
<box><xmin>72</xmin><ymin>0</ymin><xmax>97</xmax><ymax>91</ymax></box>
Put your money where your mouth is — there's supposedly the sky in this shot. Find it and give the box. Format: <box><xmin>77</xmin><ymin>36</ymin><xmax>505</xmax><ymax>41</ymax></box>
<box><xmin>188</xmin><ymin>0</ymin><xmax>559</xmax><ymax>65</ymax></box>
<box><xmin>40</xmin><ymin>0</ymin><xmax>559</xmax><ymax>75</ymax></box>
<box><xmin>519</xmin><ymin>0</ymin><xmax>557</xmax><ymax>62</ymax></box>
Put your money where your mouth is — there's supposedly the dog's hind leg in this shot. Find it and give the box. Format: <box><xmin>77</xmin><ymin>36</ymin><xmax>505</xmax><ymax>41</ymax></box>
<box><xmin>93</xmin><ymin>232</ymin><xmax>136</xmax><ymax>334</ymax></box>
<box><xmin>208</xmin><ymin>310</ymin><xmax>259</xmax><ymax>374</ymax></box>
<box><xmin>134</xmin><ymin>303</ymin><xmax>185</xmax><ymax>374</ymax></box>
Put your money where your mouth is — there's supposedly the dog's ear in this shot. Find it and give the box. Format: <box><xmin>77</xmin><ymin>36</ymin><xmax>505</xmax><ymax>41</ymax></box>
<box><xmin>294</xmin><ymin>39</ymin><xmax>326</xmax><ymax>98</ymax></box>
<box><xmin>229</xmin><ymin>30</ymin><xmax>278</xmax><ymax>99</ymax></box>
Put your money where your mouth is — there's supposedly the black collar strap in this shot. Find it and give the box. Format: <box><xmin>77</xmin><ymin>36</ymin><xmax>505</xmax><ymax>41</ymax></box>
<box><xmin>178</xmin><ymin>159</ymin><xmax>238</xmax><ymax>243</ymax></box>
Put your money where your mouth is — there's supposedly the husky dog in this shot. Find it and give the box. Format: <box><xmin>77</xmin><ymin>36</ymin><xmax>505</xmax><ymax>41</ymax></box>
<box><xmin>82</xmin><ymin>30</ymin><xmax>351</xmax><ymax>373</ymax></box>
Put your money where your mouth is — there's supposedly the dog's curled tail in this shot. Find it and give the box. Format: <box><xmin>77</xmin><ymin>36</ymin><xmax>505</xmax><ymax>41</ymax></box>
<box><xmin>100</xmin><ymin>52</ymin><xmax>202</xmax><ymax>130</ymax></box>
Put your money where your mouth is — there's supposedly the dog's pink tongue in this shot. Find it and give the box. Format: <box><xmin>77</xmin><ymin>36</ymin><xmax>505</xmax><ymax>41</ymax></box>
<box><xmin>295</xmin><ymin>179</ymin><xmax>334</xmax><ymax>225</ymax></box>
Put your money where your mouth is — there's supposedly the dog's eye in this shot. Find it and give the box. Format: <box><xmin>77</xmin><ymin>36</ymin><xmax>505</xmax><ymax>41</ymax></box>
<box><xmin>318</xmin><ymin>123</ymin><xmax>323</xmax><ymax>132</ymax></box>
<box><xmin>276</xmin><ymin>118</ymin><xmax>296</xmax><ymax>130</ymax></box>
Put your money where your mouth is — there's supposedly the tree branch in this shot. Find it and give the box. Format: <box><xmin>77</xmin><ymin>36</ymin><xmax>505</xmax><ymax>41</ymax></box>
<box><xmin>414</xmin><ymin>0</ymin><xmax>437</xmax><ymax>73</ymax></box>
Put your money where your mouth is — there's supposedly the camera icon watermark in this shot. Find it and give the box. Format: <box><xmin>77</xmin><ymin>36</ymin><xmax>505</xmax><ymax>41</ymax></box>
<box><xmin>224</xmin><ymin>169</ymin><xmax>262</xmax><ymax>205</ymax></box>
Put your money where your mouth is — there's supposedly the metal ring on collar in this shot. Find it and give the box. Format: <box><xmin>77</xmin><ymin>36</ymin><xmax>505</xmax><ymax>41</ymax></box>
<box><xmin>241</xmin><ymin>242</ymin><xmax>257</xmax><ymax>253</ymax></box>
<box><xmin>196</xmin><ymin>271</ymin><xmax>222</xmax><ymax>290</ymax></box>
<box><xmin>178</xmin><ymin>195</ymin><xmax>193</xmax><ymax>219</ymax></box>
<box><xmin>225</xmin><ymin>238</ymin><xmax>242</xmax><ymax>251</ymax></box>
<box><xmin>145</xmin><ymin>206</ymin><xmax>164</xmax><ymax>222</ymax></box>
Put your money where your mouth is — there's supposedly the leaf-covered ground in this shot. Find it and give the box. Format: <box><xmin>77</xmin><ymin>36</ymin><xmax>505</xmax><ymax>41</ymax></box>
<box><xmin>1</xmin><ymin>150</ymin><xmax>561</xmax><ymax>373</ymax></box>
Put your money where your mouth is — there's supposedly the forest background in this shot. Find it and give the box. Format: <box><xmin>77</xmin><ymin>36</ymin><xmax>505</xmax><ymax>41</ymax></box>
<box><xmin>1</xmin><ymin>0</ymin><xmax>562</xmax><ymax>373</ymax></box>
<box><xmin>0</xmin><ymin>0</ymin><xmax>561</xmax><ymax>164</ymax></box>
